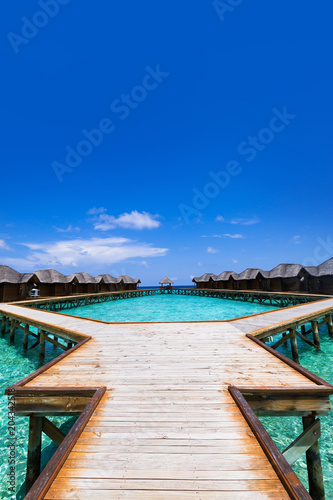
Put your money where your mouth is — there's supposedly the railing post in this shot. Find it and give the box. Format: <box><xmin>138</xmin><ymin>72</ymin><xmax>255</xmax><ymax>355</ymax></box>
<box><xmin>1</xmin><ymin>315</ymin><xmax>7</xmax><ymax>335</ymax></box>
<box><xmin>25</xmin><ymin>416</ymin><xmax>43</xmax><ymax>494</ymax></box>
<box><xmin>302</xmin><ymin>416</ymin><xmax>325</xmax><ymax>500</ymax></box>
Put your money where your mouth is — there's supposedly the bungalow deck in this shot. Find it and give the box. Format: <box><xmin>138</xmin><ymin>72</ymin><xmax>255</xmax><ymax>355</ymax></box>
<box><xmin>2</xmin><ymin>296</ymin><xmax>333</xmax><ymax>499</ymax></box>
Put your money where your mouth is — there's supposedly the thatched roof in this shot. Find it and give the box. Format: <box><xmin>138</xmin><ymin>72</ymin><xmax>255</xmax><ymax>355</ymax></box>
<box><xmin>96</xmin><ymin>274</ymin><xmax>119</xmax><ymax>284</ymax></box>
<box><xmin>199</xmin><ymin>257</ymin><xmax>333</xmax><ymax>284</ymax></box>
<box><xmin>213</xmin><ymin>271</ymin><xmax>238</xmax><ymax>281</ymax></box>
<box><xmin>233</xmin><ymin>268</ymin><xmax>262</xmax><ymax>281</ymax></box>
<box><xmin>34</xmin><ymin>269</ymin><xmax>68</xmax><ymax>283</ymax></box>
<box><xmin>0</xmin><ymin>265</ymin><xmax>22</xmax><ymax>284</ymax></box>
<box><xmin>67</xmin><ymin>272</ymin><xmax>98</xmax><ymax>284</ymax></box>
<box><xmin>0</xmin><ymin>265</ymin><xmax>141</xmax><ymax>287</ymax></box>
<box><xmin>192</xmin><ymin>273</ymin><xmax>217</xmax><ymax>283</ymax></box>
<box><xmin>117</xmin><ymin>275</ymin><xmax>141</xmax><ymax>284</ymax></box>
<box><xmin>159</xmin><ymin>276</ymin><xmax>173</xmax><ymax>284</ymax></box>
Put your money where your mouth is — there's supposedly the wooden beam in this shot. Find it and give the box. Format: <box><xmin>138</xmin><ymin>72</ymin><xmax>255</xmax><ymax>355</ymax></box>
<box><xmin>25</xmin><ymin>416</ymin><xmax>43</xmax><ymax>495</ymax></box>
<box><xmin>303</xmin><ymin>416</ymin><xmax>325</xmax><ymax>500</ymax></box>
<box><xmin>42</xmin><ymin>417</ymin><xmax>66</xmax><ymax>446</ymax></box>
<box><xmin>270</xmin><ymin>330</ymin><xmax>294</xmax><ymax>349</ymax></box>
<box><xmin>283</xmin><ymin>419</ymin><xmax>321</xmax><ymax>465</ymax></box>
<box><xmin>243</xmin><ymin>392</ymin><xmax>331</xmax><ymax>417</ymax></box>
<box><xmin>14</xmin><ymin>394</ymin><xmax>92</xmax><ymax>416</ymax></box>
<box><xmin>39</xmin><ymin>330</ymin><xmax>45</xmax><ymax>364</ymax></box>
<box><xmin>295</xmin><ymin>329</ymin><xmax>317</xmax><ymax>348</ymax></box>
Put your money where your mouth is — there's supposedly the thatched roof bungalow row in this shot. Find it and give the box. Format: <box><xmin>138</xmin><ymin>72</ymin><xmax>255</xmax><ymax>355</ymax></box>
<box><xmin>193</xmin><ymin>258</ymin><xmax>333</xmax><ymax>294</ymax></box>
<box><xmin>0</xmin><ymin>265</ymin><xmax>140</xmax><ymax>302</ymax></box>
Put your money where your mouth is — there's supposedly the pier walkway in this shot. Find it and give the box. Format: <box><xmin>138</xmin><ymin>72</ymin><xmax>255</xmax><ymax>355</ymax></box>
<box><xmin>1</xmin><ymin>297</ymin><xmax>333</xmax><ymax>499</ymax></box>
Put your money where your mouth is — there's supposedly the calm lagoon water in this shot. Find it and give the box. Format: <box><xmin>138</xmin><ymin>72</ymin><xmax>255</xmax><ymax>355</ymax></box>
<box><xmin>0</xmin><ymin>329</ymin><xmax>76</xmax><ymax>500</ymax></box>
<box><xmin>60</xmin><ymin>293</ymin><xmax>281</xmax><ymax>322</ymax></box>
<box><xmin>261</xmin><ymin>323</ymin><xmax>333</xmax><ymax>497</ymax></box>
<box><xmin>1</xmin><ymin>296</ymin><xmax>333</xmax><ymax>498</ymax></box>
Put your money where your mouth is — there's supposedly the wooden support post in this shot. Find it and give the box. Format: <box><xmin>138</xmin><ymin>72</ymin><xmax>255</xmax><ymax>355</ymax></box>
<box><xmin>327</xmin><ymin>314</ymin><xmax>333</xmax><ymax>339</ymax></box>
<box><xmin>301</xmin><ymin>325</ymin><xmax>306</xmax><ymax>336</ymax></box>
<box><xmin>9</xmin><ymin>319</ymin><xmax>16</xmax><ymax>343</ymax></box>
<box><xmin>67</xmin><ymin>341</ymin><xmax>73</xmax><ymax>350</ymax></box>
<box><xmin>302</xmin><ymin>416</ymin><xmax>325</xmax><ymax>500</ymax></box>
<box><xmin>290</xmin><ymin>329</ymin><xmax>300</xmax><ymax>364</ymax></box>
<box><xmin>23</xmin><ymin>324</ymin><xmax>29</xmax><ymax>350</ymax></box>
<box><xmin>53</xmin><ymin>335</ymin><xmax>58</xmax><ymax>344</ymax></box>
<box><xmin>1</xmin><ymin>315</ymin><xmax>7</xmax><ymax>335</ymax></box>
<box><xmin>39</xmin><ymin>330</ymin><xmax>46</xmax><ymax>364</ymax></box>
<box><xmin>311</xmin><ymin>320</ymin><xmax>320</xmax><ymax>348</ymax></box>
<box><xmin>25</xmin><ymin>416</ymin><xmax>43</xmax><ymax>495</ymax></box>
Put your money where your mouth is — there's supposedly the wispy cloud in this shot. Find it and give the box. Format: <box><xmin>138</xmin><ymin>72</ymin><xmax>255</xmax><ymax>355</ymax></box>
<box><xmin>0</xmin><ymin>239</ymin><xmax>10</xmax><ymax>250</ymax></box>
<box><xmin>87</xmin><ymin>207</ymin><xmax>107</xmax><ymax>215</ymax></box>
<box><xmin>54</xmin><ymin>225</ymin><xmax>80</xmax><ymax>233</ymax></box>
<box><xmin>292</xmin><ymin>235</ymin><xmax>301</xmax><ymax>244</ymax></box>
<box><xmin>3</xmin><ymin>237</ymin><xmax>168</xmax><ymax>269</ymax></box>
<box><xmin>207</xmin><ymin>246</ymin><xmax>219</xmax><ymax>254</ymax></box>
<box><xmin>230</xmin><ymin>217</ymin><xmax>260</xmax><ymax>226</ymax></box>
<box><xmin>232</xmin><ymin>258</ymin><xmax>238</xmax><ymax>264</ymax></box>
<box><xmin>223</xmin><ymin>233</ymin><xmax>245</xmax><ymax>239</ymax></box>
<box><xmin>202</xmin><ymin>234</ymin><xmax>245</xmax><ymax>239</ymax></box>
<box><xmin>141</xmin><ymin>260</ymin><xmax>149</xmax><ymax>268</ymax></box>
<box><xmin>93</xmin><ymin>210</ymin><xmax>161</xmax><ymax>231</ymax></box>
<box><xmin>215</xmin><ymin>215</ymin><xmax>224</xmax><ymax>222</ymax></box>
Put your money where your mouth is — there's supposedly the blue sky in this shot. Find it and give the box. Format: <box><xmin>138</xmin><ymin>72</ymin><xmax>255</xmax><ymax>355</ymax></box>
<box><xmin>1</xmin><ymin>1</ymin><xmax>333</xmax><ymax>285</ymax></box>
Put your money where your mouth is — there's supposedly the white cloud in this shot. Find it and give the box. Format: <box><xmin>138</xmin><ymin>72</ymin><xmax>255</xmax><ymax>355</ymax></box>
<box><xmin>87</xmin><ymin>207</ymin><xmax>107</xmax><ymax>215</ymax></box>
<box><xmin>202</xmin><ymin>234</ymin><xmax>245</xmax><ymax>239</ymax></box>
<box><xmin>3</xmin><ymin>237</ymin><xmax>168</xmax><ymax>269</ymax></box>
<box><xmin>223</xmin><ymin>234</ymin><xmax>245</xmax><ymax>239</ymax></box>
<box><xmin>197</xmin><ymin>262</ymin><xmax>203</xmax><ymax>266</ymax></box>
<box><xmin>0</xmin><ymin>239</ymin><xmax>10</xmax><ymax>250</ymax></box>
<box><xmin>292</xmin><ymin>235</ymin><xmax>301</xmax><ymax>244</ymax></box>
<box><xmin>215</xmin><ymin>215</ymin><xmax>225</xmax><ymax>222</ymax></box>
<box><xmin>54</xmin><ymin>225</ymin><xmax>80</xmax><ymax>233</ymax></box>
<box><xmin>232</xmin><ymin>258</ymin><xmax>238</xmax><ymax>264</ymax></box>
<box><xmin>141</xmin><ymin>260</ymin><xmax>149</xmax><ymax>268</ymax></box>
<box><xmin>207</xmin><ymin>246</ymin><xmax>219</xmax><ymax>254</ymax></box>
<box><xmin>230</xmin><ymin>217</ymin><xmax>260</xmax><ymax>226</ymax></box>
<box><xmin>94</xmin><ymin>211</ymin><xmax>161</xmax><ymax>231</ymax></box>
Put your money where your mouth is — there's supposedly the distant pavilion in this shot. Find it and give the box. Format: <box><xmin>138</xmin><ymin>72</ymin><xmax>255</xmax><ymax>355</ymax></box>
<box><xmin>159</xmin><ymin>276</ymin><xmax>174</xmax><ymax>290</ymax></box>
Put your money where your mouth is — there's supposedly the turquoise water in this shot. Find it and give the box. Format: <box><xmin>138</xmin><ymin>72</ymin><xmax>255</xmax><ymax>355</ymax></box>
<box><xmin>261</xmin><ymin>323</ymin><xmax>333</xmax><ymax>497</ymax></box>
<box><xmin>60</xmin><ymin>294</ymin><xmax>281</xmax><ymax>322</ymax></box>
<box><xmin>0</xmin><ymin>328</ymin><xmax>76</xmax><ymax>500</ymax></box>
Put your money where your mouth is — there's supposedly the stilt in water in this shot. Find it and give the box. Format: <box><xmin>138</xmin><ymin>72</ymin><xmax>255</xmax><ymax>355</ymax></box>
<box><xmin>290</xmin><ymin>329</ymin><xmax>300</xmax><ymax>364</ymax></box>
<box><xmin>327</xmin><ymin>313</ymin><xmax>333</xmax><ymax>339</ymax></box>
<box><xmin>302</xmin><ymin>416</ymin><xmax>325</xmax><ymax>500</ymax></box>
<box><xmin>9</xmin><ymin>320</ymin><xmax>16</xmax><ymax>343</ymax></box>
<box><xmin>23</xmin><ymin>324</ymin><xmax>29</xmax><ymax>350</ymax></box>
<box><xmin>39</xmin><ymin>330</ymin><xmax>45</xmax><ymax>364</ymax></box>
<box><xmin>311</xmin><ymin>320</ymin><xmax>320</xmax><ymax>348</ymax></box>
<box><xmin>25</xmin><ymin>416</ymin><xmax>43</xmax><ymax>495</ymax></box>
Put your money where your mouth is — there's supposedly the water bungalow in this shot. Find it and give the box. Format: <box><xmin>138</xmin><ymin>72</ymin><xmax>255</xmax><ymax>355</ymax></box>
<box><xmin>117</xmin><ymin>275</ymin><xmax>141</xmax><ymax>290</ymax></box>
<box><xmin>193</xmin><ymin>258</ymin><xmax>333</xmax><ymax>294</ymax></box>
<box><xmin>0</xmin><ymin>265</ymin><xmax>140</xmax><ymax>302</ymax></box>
<box><xmin>159</xmin><ymin>276</ymin><xmax>174</xmax><ymax>290</ymax></box>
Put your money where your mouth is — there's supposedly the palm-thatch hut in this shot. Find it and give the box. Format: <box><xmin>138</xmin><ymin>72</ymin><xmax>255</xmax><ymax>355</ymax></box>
<box><xmin>305</xmin><ymin>258</ymin><xmax>333</xmax><ymax>294</ymax></box>
<box><xmin>192</xmin><ymin>273</ymin><xmax>217</xmax><ymax>289</ymax></box>
<box><xmin>159</xmin><ymin>276</ymin><xmax>174</xmax><ymax>290</ymax></box>
<box><xmin>0</xmin><ymin>265</ymin><xmax>23</xmax><ymax>302</ymax></box>
<box><xmin>212</xmin><ymin>271</ymin><xmax>237</xmax><ymax>290</ymax></box>
<box><xmin>117</xmin><ymin>275</ymin><xmax>141</xmax><ymax>291</ymax></box>
<box><xmin>67</xmin><ymin>272</ymin><xmax>101</xmax><ymax>295</ymax></box>
<box><xmin>96</xmin><ymin>274</ymin><xmax>119</xmax><ymax>292</ymax></box>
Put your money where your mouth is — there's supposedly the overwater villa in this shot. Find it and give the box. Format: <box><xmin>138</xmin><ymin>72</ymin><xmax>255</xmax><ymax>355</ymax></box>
<box><xmin>193</xmin><ymin>257</ymin><xmax>333</xmax><ymax>294</ymax></box>
<box><xmin>0</xmin><ymin>265</ymin><xmax>140</xmax><ymax>302</ymax></box>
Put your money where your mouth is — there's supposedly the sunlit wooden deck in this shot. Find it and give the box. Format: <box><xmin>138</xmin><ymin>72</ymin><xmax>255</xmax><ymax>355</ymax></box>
<box><xmin>1</xmin><ymin>297</ymin><xmax>333</xmax><ymax>499</ymax></box>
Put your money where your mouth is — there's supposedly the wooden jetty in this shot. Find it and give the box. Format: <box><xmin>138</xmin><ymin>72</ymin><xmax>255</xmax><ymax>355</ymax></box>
<box><xmin>1</xmin><ymin>292</ymin><xmax>333</xmax><ymax>499</ymax></box>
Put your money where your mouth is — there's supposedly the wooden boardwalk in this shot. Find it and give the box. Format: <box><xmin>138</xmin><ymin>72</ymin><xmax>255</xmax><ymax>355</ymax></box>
<box><xmin>1</xmin><ymin>298</ymin><xmax>333</xmax><ymax>499</ymax></box>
